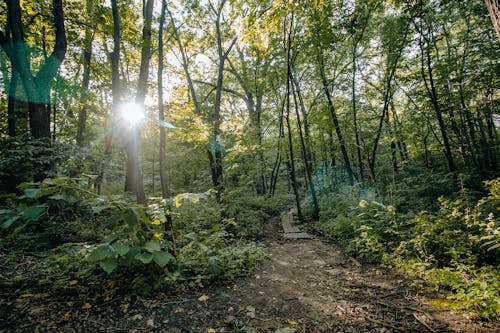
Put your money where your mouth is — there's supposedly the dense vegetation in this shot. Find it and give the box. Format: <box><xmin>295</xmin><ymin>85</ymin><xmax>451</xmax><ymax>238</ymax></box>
<box><xmin>1</xmin><ymin>0</ymin><xmax>498</xmax><ymax>322</ymax></box>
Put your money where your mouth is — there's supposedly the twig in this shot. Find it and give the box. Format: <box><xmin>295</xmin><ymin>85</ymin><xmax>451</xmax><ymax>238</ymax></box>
<box><xmin>413</xmin><ymin>313</ymin><xmax>436</xmax><ymax>332</ymax></box>
<box><xmin>161</xmin><ymin>298</ymin><xmax>194</xmax><ymax>305</ymax></box>
<box><xmin>375</xmin><ymin>300</ymin><xmax>429</xmax><ymax>314</ymax></box>
<box><xmin>365</xmin><ymin>316</ymin><xmax>402</xmax><ymax>331</ymax></box>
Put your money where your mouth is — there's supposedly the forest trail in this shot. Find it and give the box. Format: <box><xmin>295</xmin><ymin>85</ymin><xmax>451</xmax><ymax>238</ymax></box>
<box><xmin>2</xmin><ymin>213</ymin><xmax>498</xmax><ymax>332</ymax></box>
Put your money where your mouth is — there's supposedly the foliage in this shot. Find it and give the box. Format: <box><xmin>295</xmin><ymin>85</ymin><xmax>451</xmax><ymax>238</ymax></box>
<box><xmin>225</xmin><ymin>191</ymin><xmax>294</xmax><ymax>239</ymax></box>
<box><xmin>0</xmin><ymin>135</ymin><xmax>70</xmax><ymax>194</ymax></box>
<box><xmin>312</xmin><ymin>176</ymin><xmax>500</xmax><ymax>320</ymax></box>
<box><xmin>0</xmin><ymin>178</ymin><xmax>269</xmax><ymax>297</ymax></box>
<box><xmin>0</xmin><ymin>177</ymin><xmax>97</xmax><ymax>249</ymax></box>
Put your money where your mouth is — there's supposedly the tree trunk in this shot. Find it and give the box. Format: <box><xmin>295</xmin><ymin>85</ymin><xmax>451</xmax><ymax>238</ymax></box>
<box><xmin>158</xmin><ymin>0</ymin><xmax>170</xmax><ymax>198</ymax></box>
<box><xmin>290</xmin><ymin>68</ymin><xmax>319</xmax><ymax>220</ymax></box>
<box><xmin>285</xmin><ymin>14</ymin><xmax>303</xmax><ymax>222</ymax></box>
<box><xmin>0</xmin><ymin>0</ymin><xmax>67</xmax><ymax>141</ymax></box>
<box><xmin>419</xmin><ymin>33</ymin><xmax>456</xmax><ymax>173</ymax></box>
<box><xmin>318</xmin><ymin>55</ymin><xmax>354</xmax><ymax>186</ymax></box>
<box><xmin>76</xmin><ymin>0</ymin><xmax>95</xmax><ymax>147</ymax></box>
<box><xmin>124</xmin><ymin>0</ymin><xmax>153</xmax><ymax>205</ymax></box>
<box><xmin>485</xmin><ymin>0</ymin><xmax>500</xmax><ymax>40</ymax></box>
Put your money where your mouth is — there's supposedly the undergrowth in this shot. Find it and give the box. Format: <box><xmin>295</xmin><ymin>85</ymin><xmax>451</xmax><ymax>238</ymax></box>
<box><xmin>309</xmin><ymin>174</ymin><xmax>500</xmax><ymax>321</ymax></box>
<box><xmin>0</xmin><ymin>178</ymin><xmax>280</xmax><ymax>297</ymax></box>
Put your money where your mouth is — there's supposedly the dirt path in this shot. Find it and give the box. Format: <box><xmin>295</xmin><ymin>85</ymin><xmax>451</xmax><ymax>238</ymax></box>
<box><xmin>2</xmin><ymin>215</ymin><xmax>498</xmax><ymax>332</ymax></box>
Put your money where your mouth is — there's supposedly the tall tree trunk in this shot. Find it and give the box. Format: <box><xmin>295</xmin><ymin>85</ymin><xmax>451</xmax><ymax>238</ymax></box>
<box><xmin>368</xmin><ymin>24</ymin><xmax>408</xmax><ymax>182</ymax></box>
<box><xmin>284</xmin><ymin>14</ymin><xmax>303</xmax><ymax>221</ymax></box>
<box><xmin>158</xmin><ymin>0</ymin><xmax>170</xmax><ymax>198</ymax></box>
<box><xmin>318</xmin><ymin>54</ymin><xmax>354</xmax><ymax>186</ymax></box>
<box><xmin>76</xmin><ymin>0</ymin><xmax>95</xmax><ymax>147</ymax></box>
<box><xmin>207</xmin><ymin>0</ymin><xmax>235</xmax><ymax>202</ymax></box>
<box><xmin>290</xmin><ymin>68</ymin><xmax>319</xmax><ymax>220</ymax></box>
<box><xmin>124</xmin><ymin>0</ymin><xmax>153</xmax><ymax>204</ymax></box>
<box><xmin>352</xmin><ymin>45</ymin><xmax>364</xmax><ymax>184</ymax></box>
<box><xmin>485</xmin><ymin>0</ymin><xmax>500</xmax><ymax>40</ymax></box>
<box><xmin>7</xmin><ymin>69</ymin><xmax>19</xmax><ymax>136</ymax></box>
<box><xmin>419</xmin><ymin>33</ymin><xmax>456</xmax><ymax>173</ymax></box>
<box><xmin>0</xmin><ymin>0</ymin><xmax>67</xmax><ymax>140</ymax></box>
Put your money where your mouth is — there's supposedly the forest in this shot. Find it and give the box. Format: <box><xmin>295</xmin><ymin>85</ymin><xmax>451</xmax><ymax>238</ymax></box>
<box><xmin>0</xmin><ymin>0</ymin><xmax>499</xmax><ymax>331</ymax></box>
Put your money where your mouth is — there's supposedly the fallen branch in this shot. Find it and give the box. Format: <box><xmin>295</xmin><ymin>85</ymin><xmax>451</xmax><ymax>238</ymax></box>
<box><xmin>413</xmin><ymin>312</ymin><xmax>436</xmax><ymax>332</ymax></box>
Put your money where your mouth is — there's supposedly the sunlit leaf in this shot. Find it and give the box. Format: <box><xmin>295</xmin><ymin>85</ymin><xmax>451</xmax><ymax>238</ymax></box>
<box><xmin>198</xmin><ymin>294</ymin><xmax>209</xmax><ymax>301</ymax></box>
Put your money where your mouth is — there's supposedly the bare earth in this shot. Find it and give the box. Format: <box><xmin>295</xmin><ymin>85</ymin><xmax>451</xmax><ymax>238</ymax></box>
<box><xmin>1</xmin><ymin>215</ymin><xmax>499</xmax><ymax>332</ymax></box>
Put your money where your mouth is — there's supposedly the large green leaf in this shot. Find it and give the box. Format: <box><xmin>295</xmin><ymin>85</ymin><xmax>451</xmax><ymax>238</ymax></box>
<box><xmin>22</xmin><ymin>205</ymin><xmax>45</xmax><ymax>221</ymax></box>
<box><xmin>113</xmin><ymin>241</ymin><xmax>131</xmax><ymax>256</ymax></box>
<box><xmin>135</xmin><ymin>252</ymin><xmax>153</xmax><ymax>264</ymax></box>
<box><xmin>1</xmin><ymin>216</ymin><xmax>20</xmax><ymax>229</ymax></box>
<box><xmin>99</xmin><ymin>258</ymin><xmax>118</xmax><ymax>273</ymax></box>
<box><xmin>144</xmin><ymin>240</ymin><xmax>161</xmax><ymax>252</ymax></box>
<box><xmin>24</xmin><ymin>188</ymin><xmax>40</xmax><ymax>199</ymax></box>
<box><xmin>88</xmin><ymin>245</ymin><xmax>110</xmax><ymax>262</ymax></box>
<box><xmin>152</xmin><ymin>251</ymin><xmax>175</xmax><ymax>268</ymax></box>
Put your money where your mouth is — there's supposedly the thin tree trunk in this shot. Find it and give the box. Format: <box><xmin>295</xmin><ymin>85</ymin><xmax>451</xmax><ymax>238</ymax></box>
<box><xmin>419</xmin><ymin>33</ymin><xmax>456</xmax><ymax>172</ymax></box>
<box><xmin>285</xmin><ymin>14</ymin><xmax>302</xmax><ymax>222</ymax></box>
<box><xmin>158</xmin><ymin>0</ymin><xmax>170</xmax><ymax>198</ymax></box>
<box><xmin>318</xmin><ymin>54</ymin><xmax>354</xmax><ymax>186</ymax></box>
<box><xmin>290</xmin><ymin>68</ymin><xmax>319</xmax><ymax>220</ymax></box>
<box><xmin>76</xmin><ymin>0</ymin><xmax>95</xmax><ymax>147</ymax></box>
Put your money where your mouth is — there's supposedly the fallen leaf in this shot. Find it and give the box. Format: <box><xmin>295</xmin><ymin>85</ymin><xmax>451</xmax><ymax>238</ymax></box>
<box><xmin>198</xmin><ymin>294</ymin><xmax>209</xmax><ymax>302</ymax></box>
<box><xmin>63</xmin><ymin>311</ymin><xmax>71</xmax><ymax>319</ymax></box>
<box><xmin>227</xmin><ymin>306</ymin><xmax>234</xmax><ymax>313</ymax></box>
<box><xmin>286</xmin><ymin>319</ymin><xmax>298</xmax><ymax>326</ymax></box>
<box><xmin>20</xmin><ymin>293</ymin><xmax>34</xmax><ymax>298</ymax></box>
<box><xmin>246</xmin><ymin>305</ymin><xmax>256</xmax><ymax>318</ymax></box>
<box><xmin>174</xmin><ymin>307</ymin><xmax>184</xmax><ymax>313</ymax></box>
<box><xmin>68</xmin><ymin>280</ymin><xmax>78</xmax><ymax>286</ymax></box>
<box><xmin>207</xmin><ymin>329</ymin><xmax>216</xmax><ymax>333</ymax></box>
<box><xmin>83</xmin><ymin>303</ymin><xmax>92</xmax><ymax>309</ymax></box>
<box><xmin>120</xmin><ymin>303</ymin><xmax>129</xmax><ymax>310</ymax></box>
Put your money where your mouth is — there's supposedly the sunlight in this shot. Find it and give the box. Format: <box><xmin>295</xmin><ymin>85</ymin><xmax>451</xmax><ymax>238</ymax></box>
<box><xmin>120</xmin><ymin>102</ymin><xmax>144</xmax><ymax>125</ymax></box>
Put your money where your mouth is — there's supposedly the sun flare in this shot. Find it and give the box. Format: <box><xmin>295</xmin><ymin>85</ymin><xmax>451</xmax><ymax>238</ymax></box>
<box><xmin>120</xmin><ymin>102</ymin><xmax>144</xmax><ymax>125</ymax></box>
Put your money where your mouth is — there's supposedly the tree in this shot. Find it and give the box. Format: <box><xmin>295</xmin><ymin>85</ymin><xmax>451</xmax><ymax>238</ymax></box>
<box><xmin>0</xmin><ymin>0</ymin><xmax>67</xmax><ymax>140</ymax></box>
<box><xmin>158</xmin><ymin>0</ymin><xmax>170</xmax><ymax>198</ymax></box>
<box><xmin>123</xmin><ymin>0</ymin><xmax>153</xmax><ymax>204</ymax></box>
<box><xmin>485</xmin><ymin>0</ymin><xmax>500</xmax><ymax>40</ymax></box>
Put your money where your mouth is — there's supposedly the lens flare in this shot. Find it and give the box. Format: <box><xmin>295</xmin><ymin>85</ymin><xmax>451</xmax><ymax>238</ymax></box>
<box><xmin>120</xmin><ymin>102</ymin><xmax>144</xmax><ymax>125</ymax></box>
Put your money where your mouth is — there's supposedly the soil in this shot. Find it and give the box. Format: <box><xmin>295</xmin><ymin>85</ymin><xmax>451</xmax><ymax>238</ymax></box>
<box><xmin>1</xmin><ymin>215</ymin><xmax>499</xmax><ymax>332</ymax></box>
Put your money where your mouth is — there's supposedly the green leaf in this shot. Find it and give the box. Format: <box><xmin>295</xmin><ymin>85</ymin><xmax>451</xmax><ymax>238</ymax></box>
<box><xmin>88</xmin><ymin>245</ymin><xmax>110</xmax><ymax>262</ymax></box>
<box><xmin>144</xmin><ymin>240</ymin><xmax>161</xmax><ymax>252</ymax></box>
<box><xmin>113</xmin><ymin>241</ymin><xmax>131</xmax><ymax>256</ymax></box>
<box><xmin>1</xmin><ymin>216</ymin><xmax>20</xmax><ymax>229</ymax></box>
<box><xmin>99</xmin><ymin>258</ymin><xmax>118</xmax><ymax>273</ymax></box>
<box><xmin>135</xmin><ymin>252</ymin><xmax>153</xmax><ymax>264</ymax></box>
<box><xmin>24</xmin><ymin>188</ymin><xmax>40</xmax><ymax>199</ymax></box>
<box><xmin>152</xmin><ymin>251</ymin><xmax>174</xmax><ymax>268</ymax></box>
<box><xmin>22</xmin><ymin>205</ymin><xmax>45</xmax><ymax>221</ymax></box>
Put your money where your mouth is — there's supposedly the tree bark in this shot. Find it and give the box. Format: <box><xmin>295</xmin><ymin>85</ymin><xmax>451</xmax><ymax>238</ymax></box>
<box><xmin>124</xmin><ymin>0</ymin><xmax>153</xmax><ymax>205</ymax></box>
<box><xmin>485</xmin><ymin>0</ymin><xmax>500</xmax><ymax>40</ymax></box>
<box><xmin>158</xmin><ymin>0</ymin><xmax>170</xmax><ymax>198</ymax></box>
